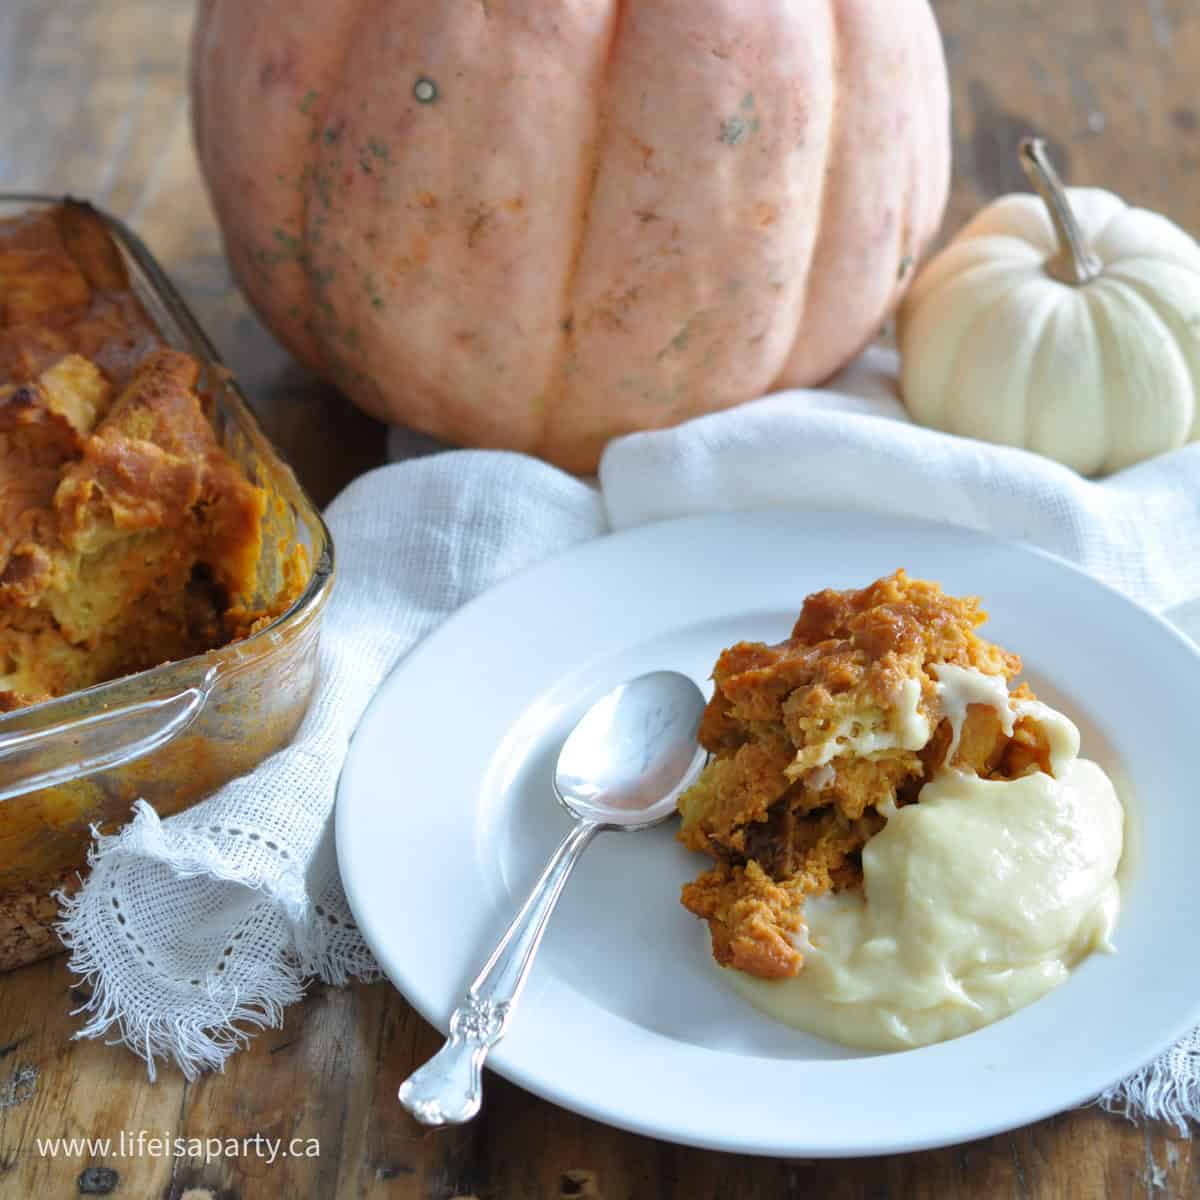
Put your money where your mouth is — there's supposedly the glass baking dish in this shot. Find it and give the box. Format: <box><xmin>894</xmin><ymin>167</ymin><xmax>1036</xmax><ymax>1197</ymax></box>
<box><xmin>0</xmin><ymin>194</ymin><xmax>334</xmax><ymax>969</ymax></box>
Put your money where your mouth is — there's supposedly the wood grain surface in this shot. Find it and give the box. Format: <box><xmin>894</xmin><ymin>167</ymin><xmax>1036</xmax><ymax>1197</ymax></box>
<box><xmin>1</xmin><ymin>1</ymin><xmax>1198</xmax><ymax>1196</ymax></box>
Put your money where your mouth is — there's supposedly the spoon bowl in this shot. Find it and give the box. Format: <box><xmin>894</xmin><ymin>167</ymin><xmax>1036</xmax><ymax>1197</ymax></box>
<box><xmin>398</xmin><ymin>670</ymin><xmax>707</xmax><ymax>1126</ymax></box>
<box><xmin>554</xmin><ymin>670</ymin><xmax>709</xmax><ymax>826</ymax></box>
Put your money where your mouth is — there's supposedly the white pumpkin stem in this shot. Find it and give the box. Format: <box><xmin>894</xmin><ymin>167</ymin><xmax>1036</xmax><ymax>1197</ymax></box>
<box><xmin>1018</xmin><ymin>137</ymin><xmax>1102</xmax><ymax>286</ymax></box>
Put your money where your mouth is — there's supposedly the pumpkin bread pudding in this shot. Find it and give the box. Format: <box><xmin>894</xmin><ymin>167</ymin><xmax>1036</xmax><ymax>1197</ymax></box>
<box><xmin>678</xmin><ymin>570</ymin><xmax>1062</xmax><ymax>980</ymax></box>
<box><xmin>0</xmin><ymin>203</ymin><xmax>280</xmax><ymax>710</ymax></box>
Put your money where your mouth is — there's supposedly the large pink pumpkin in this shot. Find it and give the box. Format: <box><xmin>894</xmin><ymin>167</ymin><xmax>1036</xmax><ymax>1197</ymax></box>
<box><xmin>191</xmin><ymin>0</ymin><xmax>950</xmax><ymax>471</ymax></box>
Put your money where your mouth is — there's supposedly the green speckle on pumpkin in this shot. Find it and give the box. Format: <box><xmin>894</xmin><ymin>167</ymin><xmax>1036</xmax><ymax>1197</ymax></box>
<box><xmin>364</xmin><ymin>273</ymin><xmax>386</xmax><ymax>309</ymax></box>
<box><xmin>322</xmin><ymin>123</ymin><xmax>343</xmax><ymax>145</ymax></box>
<box><xmin>719</xmin><ymin>93</ymin><xmax>760</xmax><ymax>146</ymax></box>
<box><xmin>311</xmin><ymin>166</ymin><xmax>335</xmax><ymax>210</ymax></box>
<box><xmin>413</xmin><ymin>77</ymin><xmax>438</xmax><ymax>104</ymax></box>
<box><xmin>272</xmin><ymin>228</ymin><xmax>303</xmax><ymax>255</ymax></box>
<box><xmin>360</xmin><ymin>138</ymin><xmax>390</xmax><ymax>175</ymax></box>
<box><xmin>299</xmin><ymin>89</ymin><xmax>319</xmax><ymax>115</ymax></box>
<box><xmin>258</xmin><ymin>227</ymin><xmax>312</xmax><ymax>268</ymax></box>
<box><xmin>658</xmin><ymin>318</ymin><xmax>696</xmax><ymax>360</ymax></box>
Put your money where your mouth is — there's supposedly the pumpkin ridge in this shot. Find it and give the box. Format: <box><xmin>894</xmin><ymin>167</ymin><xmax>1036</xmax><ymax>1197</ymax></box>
<box><xmin>1090</xmin><ymin>277</ymin><xmax>1195</xmax><ymax>465</ymax></box>
<box><xmin>942</xmin><ymin>281</ymin><xmax>1034</xmax><ymax>437</ymax></box>
<box><xmin>535</xmin><ymin>1</ymin><xmax>625</xmax><ymax>463</ymax></box>
<box><xmin>782</xmin><ymin>3</ymin><xmax>842</xmax><ymax>370</ymax></box>
<box><xmin>300</xmin><ymin>0</ymin><xmax>373</xmax><ymax>383</ymax></box>
<box><xmin>1023</xmin><ymin>294</ymin><xmax>1104</xmax><ymax>473</ymax></box>
<box><xmin>1093</xmin><ymin>205</ymin><xmax>1130</xmax><ymax>262</ymax></box>
<box><xmin>910</xmin><ymin>0</ymin><xmax>952</xmax><ymax>284</ymax></box>
<box><xmin>1103</xmin><ymin>262</ymin><xmax>1200</xmax><ymax>335</ymax></box>
<box><xmin>1017</xmin><ymin>287</ymin><xmax>1077</xmax><ymax>453</ymax></box>
<box><xmin>1102</xmin><ymin>265</ymin><xmax>1200</xmax><ymax>441</ymax></box>
<box><xmin>1080</xmin><ymin>286</ymin><xmax>1125</xmax><ymax>473</ymax></box>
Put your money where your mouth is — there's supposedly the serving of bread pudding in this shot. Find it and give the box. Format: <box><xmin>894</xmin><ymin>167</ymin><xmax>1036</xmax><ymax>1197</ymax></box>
<box><xmin>678</xmin><ymin>571</ymin><xmax>1098</xmax><ymax>981</ymax></box>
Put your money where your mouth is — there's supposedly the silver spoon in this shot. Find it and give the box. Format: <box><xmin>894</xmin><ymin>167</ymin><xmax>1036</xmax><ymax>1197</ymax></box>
<box><xmin>398</xmin><ymin>669</ymin><xmax>707</xmax><ymax>1126</ymax></box>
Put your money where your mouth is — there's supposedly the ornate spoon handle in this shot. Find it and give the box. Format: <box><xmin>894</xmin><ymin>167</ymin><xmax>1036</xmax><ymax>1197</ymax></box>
<box><xmin>398</xmin><ymin>818</ymin><xmax>601</xmax><ymax>1125</ymax></box>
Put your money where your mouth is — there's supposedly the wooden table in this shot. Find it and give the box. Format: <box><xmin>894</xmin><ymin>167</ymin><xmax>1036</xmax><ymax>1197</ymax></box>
<box><xmin>1</xmin><ymin>1</ymin><xmax>1198</xmax><ymax>1195</ymax></box>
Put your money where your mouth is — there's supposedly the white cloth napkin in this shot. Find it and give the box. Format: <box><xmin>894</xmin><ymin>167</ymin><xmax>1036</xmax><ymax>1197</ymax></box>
<box><xmin>58</xmin><ymin>346</ymin><xmax>1200</xmax><ymax>1131</ymax></box>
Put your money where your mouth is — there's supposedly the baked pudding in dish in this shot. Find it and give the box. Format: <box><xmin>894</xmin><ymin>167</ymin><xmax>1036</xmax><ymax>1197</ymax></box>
<box><xmin>0</xmin><ymin>197</ymin><xmax>327</xmax><ymax>973</ymax></box>
<box><xmin>0</xmin><ymin>202</ymin><xmax>293</xmax><ymax>710</ymax></box>
<box><xmin>678</xmin><ymin>570</ymin><xmax>1123</xmax><ymax>1050</ymax></box>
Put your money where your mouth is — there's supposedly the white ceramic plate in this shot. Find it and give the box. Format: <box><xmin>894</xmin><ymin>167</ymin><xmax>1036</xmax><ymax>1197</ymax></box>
<box><xmin>336</xmin><ymin>509</ymin><xmax>1200</xmax><ymax>1157</ymax></box>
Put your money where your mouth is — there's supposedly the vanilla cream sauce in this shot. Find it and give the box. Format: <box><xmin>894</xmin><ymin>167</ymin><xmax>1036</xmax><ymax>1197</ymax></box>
<box><xmin>727</xmin><ymin>675</ymin><xmax>1124</xmax><ymax>1051</ymax></box>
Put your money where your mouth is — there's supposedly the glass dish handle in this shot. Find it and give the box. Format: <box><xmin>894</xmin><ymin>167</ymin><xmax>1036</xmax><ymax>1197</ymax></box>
<box><xmin>0</xmin><ymin>667</ymin><xmax>217</xmax><ymax>803</ymax></box>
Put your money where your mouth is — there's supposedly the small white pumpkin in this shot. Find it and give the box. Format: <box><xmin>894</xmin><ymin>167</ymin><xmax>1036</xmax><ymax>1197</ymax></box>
<box><xmin>898</xmin><ymin>138</ymin><xmax>1200</xmax><ymax>474</ymax></box>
